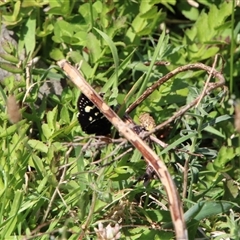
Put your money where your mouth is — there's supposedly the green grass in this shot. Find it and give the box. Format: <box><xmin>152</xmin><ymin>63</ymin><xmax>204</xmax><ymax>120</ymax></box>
<box><xmin>0</xmin><ymin>1</ymin><xmax>240</xmax><ymax>239</ymax></box>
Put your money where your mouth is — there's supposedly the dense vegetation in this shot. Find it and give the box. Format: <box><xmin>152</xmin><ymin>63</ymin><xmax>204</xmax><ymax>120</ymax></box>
<box><xmin>0</xmin><ymin>0</ymin><xmax>240</xmax><ymax>239</ymax></box>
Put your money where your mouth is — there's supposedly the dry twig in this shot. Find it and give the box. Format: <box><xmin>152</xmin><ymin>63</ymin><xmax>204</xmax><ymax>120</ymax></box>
<box><xmin>58</xmin><ymin>60</ymin><xmax>188</xmax><ymax>240</ymax></box>
<box><xmin>126</xmin><ymin>62</ymin><xmax>226</xmax><ymax>137</ymax></box>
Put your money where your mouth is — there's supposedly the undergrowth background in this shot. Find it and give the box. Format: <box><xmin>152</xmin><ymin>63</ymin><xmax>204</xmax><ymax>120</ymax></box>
<box><xmin>0</xmin><ymin>0</ymin><xmax>240</xmax><ymax>239</ymax></box>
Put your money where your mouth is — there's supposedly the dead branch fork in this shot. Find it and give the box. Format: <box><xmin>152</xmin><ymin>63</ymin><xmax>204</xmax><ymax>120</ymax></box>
<box><xmin>58</xmin><ymin>59</ymin><xmax>226</xmax><ymax>240</ymax></box>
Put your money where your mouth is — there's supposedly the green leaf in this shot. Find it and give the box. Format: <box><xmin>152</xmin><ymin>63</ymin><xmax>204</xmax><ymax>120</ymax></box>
<box><xmin>0</xmin><ymin>62</ymin><xmax>23</xmax><ymax>74</ymax></box>
<box><xmin>102</xmin><ymin>48</ymin><xmax>135</xmax><ymax>105</ymax></box>
<box><xmin>181</xmin><ymin>5</ymin><xmax>199</xmax><ymax>21</ymax></box>
<box><xmin>160</xmin><ymin>131</ymin><xmax>198</xmax><ymax>155</ymax></box>
<box><xmin>28</xmin><ymin>139</ymin><xmax>48</xmax><ymax>153</ymax></box>
<box><xmin>140</xmin><ymin>6</ymin><xmax>158</xmax><ymax>19</ymax></box>
<box><xmin>2</xmin><ymin>190</ymin><xmax>23</xmax><ymax>237</ymax></box>
<box><xmin>1</xmin><ymin>41</ymin><xmax>15</xmax><ymax>54</ymax></box>
<box><xmin>46</xmin><ymin>106</ymin><xmax>58</xmax><ymax>132</ymax></box>
<box><xmin>53</xmin><ymin>20</ymin><xmax>73</xmax><ymax>44</ymax></box>
<box><xmin>22</xmin><ymin>0</ymin><xmax>44</xmax><ymax>7</ymax></box>
<box><xmin>86</xmin><ymin>32</ymin><xmax>102</xmax><ymax>63</ymax></box>
<box><xmin>23</xmin><ymin>10</ymin><xmax>36</xmax><ymax>55</ymax></box>
<box><xmin>94</xmin><ymin>28</ymin><xmax>119</xmax><ymax>98</ymax></box>
<box><xmin>224</xmin><ymin>178</ymin><xmax>239</xmax><ymax>199</ymax></box>
<box><xmin>42</xmin><ymin>123</ymin><xmax>52</xmax><ymax>139</ymax></box>
<box><xmin>0</xmin><ymin>53</ymin><xmax>19</xmax><ymax>64</ymax></box>
<box><xmin>2</xmin><ymin>1</ymin><xmax>21</xmax><ymax>25</ymax></box>
<box><xmin>184</xmin><ymin>200</ymin><xmax>235</xmax><ymax>223</ymax></box>
<box><xmin>60</xmin><ymin>105</ymin><xmax>70</xmax><ymax>124</ymax></box>
<box><xmin>137</xmin><ymin>30</ymin><xmax>167</xmax><ymax>98</ymax></box>
<box><xmin>0</xmin><ymin>120</ymin><xmax>27</xmax><ymax>138</ymax></box>
<box><xmin>203</xmin><ymin>125</ymin><xmax>225</xmax><ymax>138</ymax></box>
<box><xmin>50</xmin><ymin>48</ymin><xmax>65</xmax><ymax>61</ymax></box>
<box><xmin>72</xmin><ymin>31</ymin><xmax>88</xmax><ymax>46</ymax></box>
<box><xmin>47</xmin><ymin>0</ymin><xmax>70</xmax><ymax>15</ymax></box>
<box><xmin>199</xmin><ymin>2</ymin><xmax>231</xmax><ymax>43</ymax></box>
<box><xmin>213</xmin><ymin>146</ymin><xmax>236</xmax><ymax>172</ymax></box>
<box><xmin>68</xmin><ymin>51</ymin><xmax>93</xmax><ymax>79</ymax></box>
<box><xmin>201</xmin><ymin>46</ymin><xmax>219</xmax><ymax>60</ymax></box>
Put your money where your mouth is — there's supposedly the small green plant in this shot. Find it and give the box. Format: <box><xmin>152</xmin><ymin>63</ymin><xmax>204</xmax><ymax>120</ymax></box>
<box><xmin>0</xmin><ymin>0</ymin><xmax>239</xmax><ymax>239</ymax></box>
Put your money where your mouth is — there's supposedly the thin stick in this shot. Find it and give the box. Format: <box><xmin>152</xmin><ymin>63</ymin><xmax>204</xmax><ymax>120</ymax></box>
<box><xmin>182</xmin><ymin>158</ymin><xmax>189</xmax><ymax>200</ymax></box>
<box><xmin>196</xmin><ymin>54</ymin><xmax>219</xmax><ymax>107</ymax></box>
<box><xmin>58</xmin><ymin>60</ymin><xmax>188</xmax><ymax>240</ymax></box>
<box><xmin>145</xmin><ymin>79</ymin><xmax>225</xmax><ymax>137</ymax></box>
<box><xmin>126</xmin><ymin>62</ymin><xmax>225</xmax><ymax>115</ymax></box>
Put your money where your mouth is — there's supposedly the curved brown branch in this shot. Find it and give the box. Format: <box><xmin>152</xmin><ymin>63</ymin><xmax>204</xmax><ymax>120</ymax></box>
<box><xmin>126</xmin><ymin>62</ymin><xmax>226</xmax><ymax>115</ymax></box>
<box><xmin>57</xmin><ymin>60</ymin><xmax>188</xmax><ymax>240</ymax></box>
